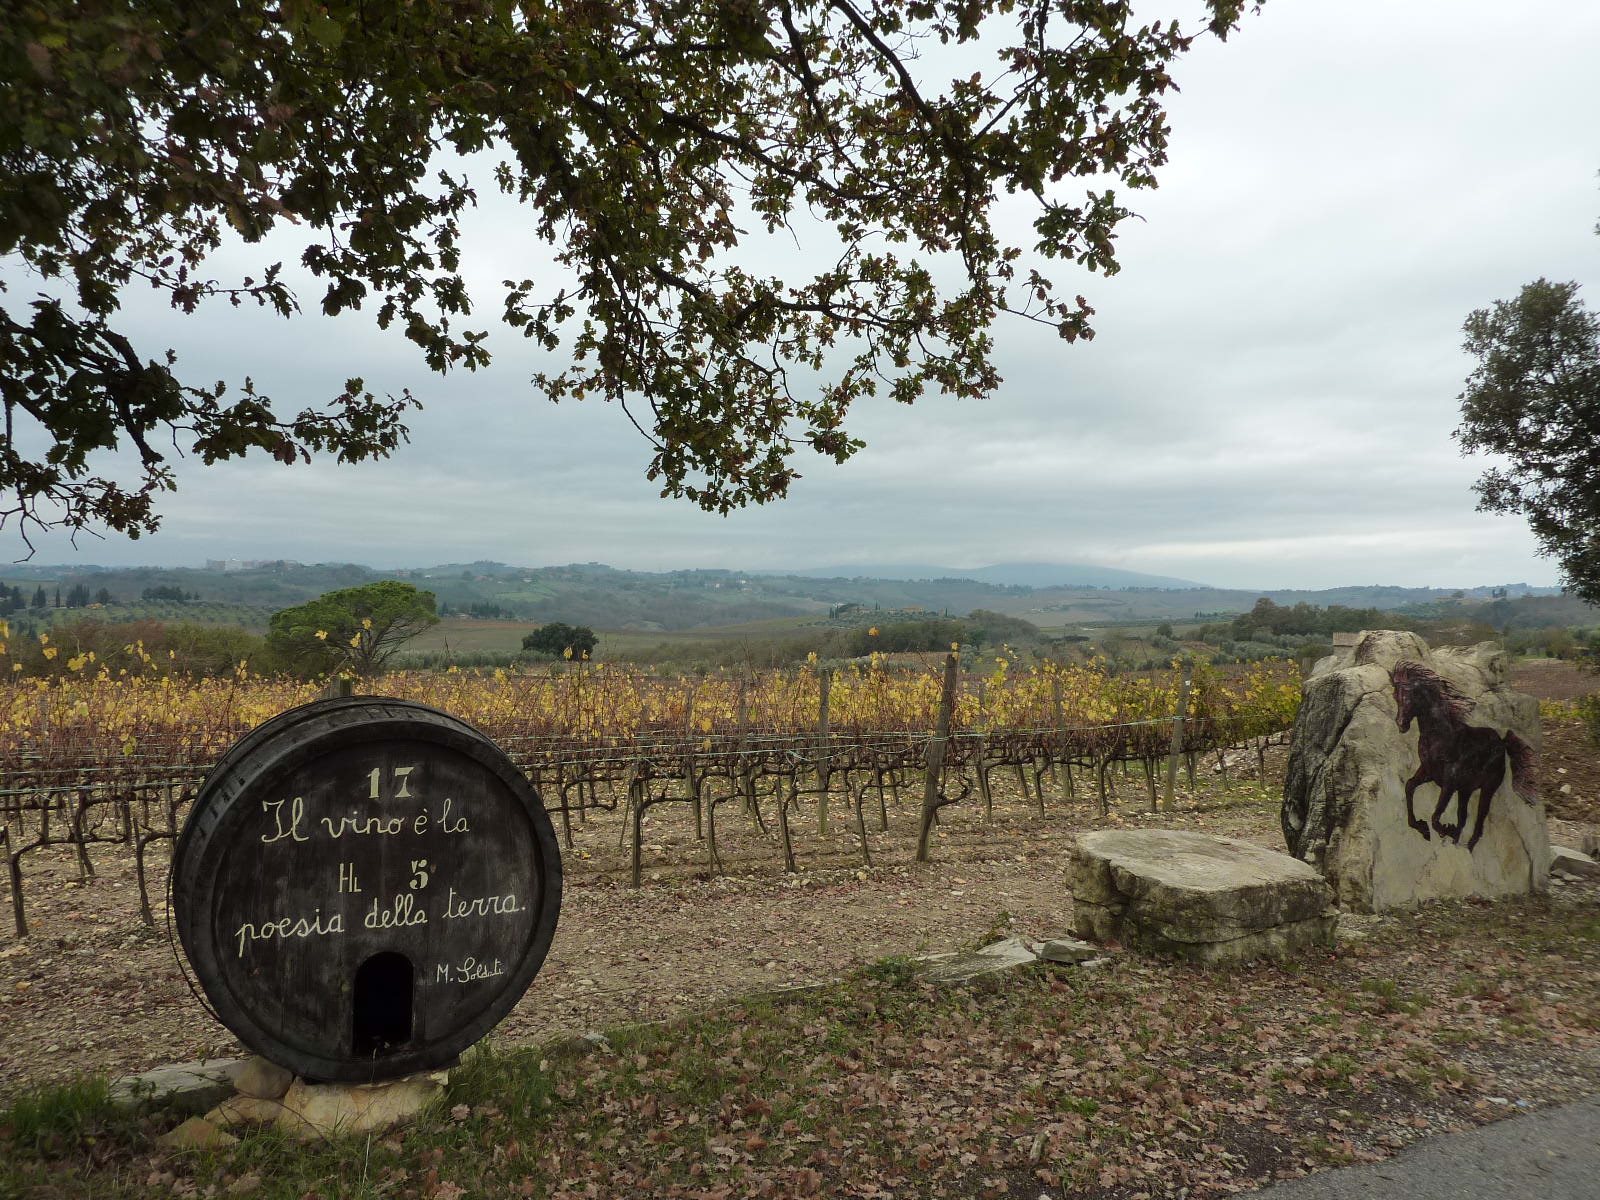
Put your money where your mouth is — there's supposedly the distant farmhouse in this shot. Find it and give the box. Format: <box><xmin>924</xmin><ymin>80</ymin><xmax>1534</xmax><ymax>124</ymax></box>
<box><xmin>203</xmin><ymin>559</ymin><xmax>302</xmax><ymax>572</ymax></box>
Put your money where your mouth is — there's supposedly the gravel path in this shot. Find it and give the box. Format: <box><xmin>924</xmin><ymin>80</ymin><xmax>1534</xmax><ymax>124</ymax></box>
<box><xmin>1248</xmin><ymin>1093</ymin><xmax>1600</xmax><ymax>1199</ymax></box>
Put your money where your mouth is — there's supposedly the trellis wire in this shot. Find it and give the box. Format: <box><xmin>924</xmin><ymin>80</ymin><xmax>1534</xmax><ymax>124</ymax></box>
<box><xmin>2</xmin><ymin>662</ymin><xmax>1298</xmax><ymax>934</ymax></box>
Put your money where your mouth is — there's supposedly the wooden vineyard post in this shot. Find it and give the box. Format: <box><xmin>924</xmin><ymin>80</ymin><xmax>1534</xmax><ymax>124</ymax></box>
<box><xmin>736</xmin><ymin>677</ymin><xmax>764</xmax><ymax>833</ymax></box>
<box><xmin>976</xmin><ymin>680</ymin><xmax>993</xmax><ymax>820</ymax></box>
<box><xmin>35</xmin><ymin>696</ymin><xmax>51</xmax><ymax>846</ymax></box>
<box><xmin>1051</xmin><ymin>677</ymin><xmax>1067</xmax><ymax>803</ymax></box>
<box><xmin>7</xmin><ymin>828</ymin><xmax>25</xmax><ymax>939</ymax></box>
<box><xmin>684</xmin><ymin>681</ymin><xmax>702</xmax><ymax>840</ymax></box>
<box><xmin>816</xmin><ymin>667</ymin><xmax>832</xmax><ymax>834</ymax></box>
<box><xmin>1164</xmin><ymin>666</ymin><xmax>1192</xmax><ymax>812</ymax></box>
<box><xmin>706</xmin><ymin>787</ymin><xmax>720</xmax><ymax>875</ymax></box>
<box><xmin>575</xmin><ymin>669</ymin><xmax>590</xmax><ymax>826</ymax></box>
<box><xmin>915</xmin><ymin>650</ymin><xmax>961</xmax><ymax>864</ymax></box>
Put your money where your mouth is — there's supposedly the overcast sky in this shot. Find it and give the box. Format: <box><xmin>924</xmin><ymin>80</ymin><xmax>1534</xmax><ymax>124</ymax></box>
<box><xmin>6</xmin><ymin>0</ymin><xmax>1598</xmax><ymax>589</ymax></box>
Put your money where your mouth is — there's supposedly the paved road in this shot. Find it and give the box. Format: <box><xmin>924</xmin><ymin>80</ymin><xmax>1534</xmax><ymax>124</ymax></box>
<box><xmin>1248</xmin><ymin>1094</ymin><xmax>1600</xmax><ymax>1199</ymax></box>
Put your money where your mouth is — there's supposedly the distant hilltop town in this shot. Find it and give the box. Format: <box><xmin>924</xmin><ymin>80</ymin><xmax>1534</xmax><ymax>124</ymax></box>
<box><xmin>203</xmin><ymin>558</ymin><xmax>304</xmax><ymax>572</ymax></box>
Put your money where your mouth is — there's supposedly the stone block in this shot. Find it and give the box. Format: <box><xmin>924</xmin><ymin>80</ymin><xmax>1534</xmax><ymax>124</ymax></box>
<box><xmin>234</xmin><ymin>1055</ymin><xmax>294</xmax><ymax>1100</ymax></box>
<box><xmin>205</xmin><ymin>1094</ymin><xmax>288</xmax><ymax>1129</ymax></box>
<box><xmin>274</xmin><ymin>1070</ymin><xmax>449</xmax><ymax>1139</ymax></box>
<box><xmin>157</xmin><ymin>1116</ymin><xmax>237</xmax><ymax>1151</ymax></box>
<box><xmin>111</xmin><ymin>1058</ymin><xmax>245</xmax><ymax>1115</ymax></box>
<box><xmin>1550</xmin><ymin>845</ymin><xmax>1600</xmax><ymax>879</ymax></box>
<box><xmin>1037</xmin><ymin>937</ymin><xmax>1098</xmax><ymax>964</ymax></box>
<box><xmin>1066</xmin><ymin>829</ymin><xmax>1336</xmax><ymax>965</ymax></box>
<box><xmin>916</xmin><ymin>937</ymin><xmax>1037</xmax><ymax>983</ymax></box>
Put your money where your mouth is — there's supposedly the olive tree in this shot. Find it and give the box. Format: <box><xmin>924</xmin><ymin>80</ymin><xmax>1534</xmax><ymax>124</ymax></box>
<box><xmin>521</xmin><ymin>622</ymin><xmax>598</xmax><ymax>661</ymax></box>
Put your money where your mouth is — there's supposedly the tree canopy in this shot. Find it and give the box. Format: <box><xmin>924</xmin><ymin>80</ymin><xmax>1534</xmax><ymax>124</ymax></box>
<box><xmin>267</xmin><ymin>580</ymin><xmax>439</xmax><ymax>675</ymax></box>
<box><xmin>522</xmin><ymin>622</ymin><xmax>598</xmax><ymax>660</ymax></box>
<box><xmin>1456</xmin><ymin>276</ymin><xmax>1600</xmax><ymax>606</ymax></box>
<box><xmin>3</xmin><ymin>0</ymin><xmax>1254</xmax><ymax>547</ymax></box>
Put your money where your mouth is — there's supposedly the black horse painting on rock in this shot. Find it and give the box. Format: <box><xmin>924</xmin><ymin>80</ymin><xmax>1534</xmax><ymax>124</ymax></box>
<box><xmin>1391</xmin><ymin>662</ymin><xmax>1539</xmax><ymax>851</ymax></box>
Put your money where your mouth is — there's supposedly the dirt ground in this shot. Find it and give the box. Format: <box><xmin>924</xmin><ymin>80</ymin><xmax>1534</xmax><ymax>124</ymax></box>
<box><xmin>0</xmin><ymin>757</ymin><xmax>1281</xmax><ymax>1100</ymax></box>
<box><xmin>1512</xmin><ymin>660</ymin><xmax>1600</xmax><ymax>824</ymax></box>
<box><xmin>3</xmin><ymin>753</ymin><xmax>1596</xmax><ymax>1107</ymax></box>
<box><xmin>1508</xmin><ymin>658</ymin><xmax>1598</xmax><ymax>702</ymax></box>
<box><xmin>2</xmin><ymin>661</ymin><xmax>1597</xmax><ymax>1104</ymax></box>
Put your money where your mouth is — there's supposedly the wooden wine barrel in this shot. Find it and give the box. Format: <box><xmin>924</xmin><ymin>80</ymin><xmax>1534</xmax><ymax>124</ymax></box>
<box><xmin>173</xmin><ymin>697</ymin><xmax>561</xmax><ymax>1083</ymax></box>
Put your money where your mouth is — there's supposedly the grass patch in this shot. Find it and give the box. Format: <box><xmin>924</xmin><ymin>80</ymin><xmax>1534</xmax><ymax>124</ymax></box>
<box><xmin>860</xmin><ymin>953</ymin><xmax>920</xmax><ymax>987</ymax></box>
<box><xmin>967</xmin><ymin>909</ymin><xmax>1016</xmax><ymax>951</ymax></box>
<box><xmin>0</xmin><ymin>1076</ymin><xmax>152</xmax><ymax>1199</ymax></box>
<box><xmin>0</xmin><ymin>1076</ymin><xmax>134</xmax><ymax>1156</ymax></box>
<box><xmin>4</xmin><ymin>895</ymin><xmax>1599</xmax><ymax>1199</ymax></box>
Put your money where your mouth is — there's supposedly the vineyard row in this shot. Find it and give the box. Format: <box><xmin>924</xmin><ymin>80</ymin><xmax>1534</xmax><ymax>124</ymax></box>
<box><xmin>1</xmin><ymin>658</ymin><xmax>1303</xmax><ymax>936</ymax></box>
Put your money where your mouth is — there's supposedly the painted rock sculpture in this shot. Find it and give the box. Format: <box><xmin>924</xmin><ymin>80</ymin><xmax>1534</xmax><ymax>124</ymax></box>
<box><xmin>1281</xmin><ymin>630</ymin><xmax>1549</xmax><ymax>912</ymax></box>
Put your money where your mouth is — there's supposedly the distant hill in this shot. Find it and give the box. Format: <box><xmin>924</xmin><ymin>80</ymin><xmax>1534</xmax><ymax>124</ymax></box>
<box><xmin>1006</xmin><ymin>582</ymin><xmax>1581</xmax><ymax>627</ymax></box>
<box><xmin>767</xmin><ymin>561</ymin><xmax>1207</xmax><ymax>589</ymax></box>
<box><xmin>0</xmin><ymin>559</ymin><xmax>1585</xmax><ymax>636</ymax></box>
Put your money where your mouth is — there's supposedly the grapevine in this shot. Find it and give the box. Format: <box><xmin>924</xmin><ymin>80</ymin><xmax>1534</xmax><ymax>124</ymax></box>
<box><xmin>0</xmin><ymin>631</ymin><xmax>1302</xmax><ymax>935</ymax></box>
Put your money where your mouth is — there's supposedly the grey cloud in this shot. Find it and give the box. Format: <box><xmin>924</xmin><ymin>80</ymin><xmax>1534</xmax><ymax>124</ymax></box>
<box><xmin>3</xmin><ymin>0</ymin><xmax>1594</xmax><ymax>591</ymax></box>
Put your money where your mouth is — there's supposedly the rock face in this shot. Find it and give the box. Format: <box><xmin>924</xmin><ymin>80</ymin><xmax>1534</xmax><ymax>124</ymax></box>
<box><xmin>1282</xmin><ymin>630</ymin><xmax>1549</xmax><ymax>912</ymax></box>
<box><xmin>1065</xmin><ymin>830</ymin><xmax>1337</xmax><ymax>965</ymax></box>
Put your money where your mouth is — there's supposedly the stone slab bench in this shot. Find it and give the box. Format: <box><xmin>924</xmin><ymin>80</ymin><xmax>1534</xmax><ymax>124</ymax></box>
<box><xmin>1067</xmin><ymin>829</ymin><xmax>1337</xmax><ymax>965</ymax></box>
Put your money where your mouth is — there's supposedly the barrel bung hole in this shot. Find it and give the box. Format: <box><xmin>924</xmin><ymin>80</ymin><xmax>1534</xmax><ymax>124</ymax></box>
<box><xmin>352</xmin><ymin>951</ymin><xmax>414</xmax><ymax>1058</ymax></box>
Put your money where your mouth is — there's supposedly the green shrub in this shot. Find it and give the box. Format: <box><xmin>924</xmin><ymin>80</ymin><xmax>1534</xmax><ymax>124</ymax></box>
<box><xmin>1576</xmin><ymin>693</ymin><xmax>1600</xmax><ymax>748</ymax></box>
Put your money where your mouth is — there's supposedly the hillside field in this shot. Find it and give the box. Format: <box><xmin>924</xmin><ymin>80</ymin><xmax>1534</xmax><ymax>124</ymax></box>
<box><xmin>401</xmin><ymin>615</ymin><xmax>826</xmax><ymax>660</ymax></box>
